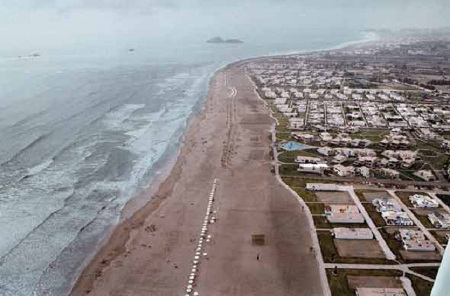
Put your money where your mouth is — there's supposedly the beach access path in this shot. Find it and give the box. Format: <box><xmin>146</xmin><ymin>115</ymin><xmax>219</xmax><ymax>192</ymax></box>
<box><xmin>71</xmin><ymin>64</ymin><xmax>323</xmax><ymax>296</ymax></box>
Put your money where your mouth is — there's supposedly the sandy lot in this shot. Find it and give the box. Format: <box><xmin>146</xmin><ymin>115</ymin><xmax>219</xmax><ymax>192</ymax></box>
<box><xmin>362</xmin><ymin>191</ymin><xmax>390</xmax><ymax>202</ymax></box>
<box><xmin>316</xmin><ymin>191</ymin><xmax>353</xmax><ymax>204</ymax></box>
<box><xmin>70</xmin><ymin>65</ymin><xmax>323</xmax><ymax>295</ymax></box>
<box><xmin>334</xmin><ymin>239</ymin><xmax>385</xmax><ymax>258</ymax></box>
<box><xmin>400</xmin><ymin>250</ymin><xmax>442</xmax><ymax>261</ymax></box>
<box><xmin>347</xmin><ymin>276</ymin><xmax>403</xmax><ymax>289</ymax></box>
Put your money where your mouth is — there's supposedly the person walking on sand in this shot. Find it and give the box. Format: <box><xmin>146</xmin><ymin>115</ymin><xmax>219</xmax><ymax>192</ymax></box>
<box><xmin>256</xmin><ymin>253</ymin><xmax>260</xmax><ymax>261</ymax></box>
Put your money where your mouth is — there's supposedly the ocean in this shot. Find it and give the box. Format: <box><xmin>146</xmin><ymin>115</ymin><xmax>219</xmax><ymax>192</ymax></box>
<box><xmin>0</xmin><ymin>30</ymin><xmax>375</xmax><ymax>295</ymax></box>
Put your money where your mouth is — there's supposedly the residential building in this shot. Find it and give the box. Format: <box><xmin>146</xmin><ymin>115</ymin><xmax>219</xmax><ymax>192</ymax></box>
<box><xmin>410</xmin><ymin>194</ymin><xmax>439</xmax><ymax>208</ymax></box>
<box><xmin>428</xmin><ymin>212</ymin><xmax>450</xmax><ymax>229</ymax></box>
<box><xmin>333</xmin><ymin>164</ymin><xmax>355</xmax><ymax>177</ymax></box>
<box><xmin>396</xmin><ymin>229</ymin><xmax>435</xmax><ymax>252</ymax></box>
<box><xmin>297</xmin><ymin>163</ymin><xmax>328</xmax><ymax>174</ymax></box>
<box><xmin>381</xmin><ymin>211</ymin><xmax>414</xmax><ymax>226</ymax></box>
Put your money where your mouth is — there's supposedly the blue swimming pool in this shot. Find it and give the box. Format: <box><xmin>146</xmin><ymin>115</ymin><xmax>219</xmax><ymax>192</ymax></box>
<box><xmin>280</xmin><ymin>141</ymin><xmax>312</xmax><ymax>151</ymax></box>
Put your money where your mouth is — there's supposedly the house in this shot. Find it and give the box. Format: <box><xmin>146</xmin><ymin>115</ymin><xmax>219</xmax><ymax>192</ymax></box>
<box><xmin>396</xmin><ymin>229</ymin><xmax>435</xmax><ymax>252</ymax></box>
<box><xmin>317</xmin><ymin>147</ymin><xmax>335</xmax><ymax>156</ymax></box>
<box><xmin>414</xmin><ymin>170</ymin><xmax>436</xmax><ymax>182</ymax></box>
<box><xmin>333</xmin><ymin>228</ymin><xmax>373</xmax><ymax>240</ymax></box>
<box><xmin>357</xmin><ymin>156</ymin><xmax>378</xmax><ymax>168</ymax></box>
<box><xmin>331</xmin><ymin>154</ymin><xmax>347</xmax><ymax>164</ymax></box>
<box><xmin>428</xmin><ymin>212</ymin><xmax>450</xmax><ymax>228</ymax></box>
<box><xmin>373</xmin><ymin>199</ymin><xmax>402</xmax><ymax>212</ymax></box>
<box><xmin>380</xmin><ymin>168</ymin><xmax>400</xmax><ymax>179</ymax></box>
<box><xmin>295</xmin><ymin>156</ymin><xmax>324</xmax><ymax>164</ymax></box>
<box><xmin>297</xmin><ymin>163</ymin><xmax>328</xmax><ymax>174</ymax></box>
<box><xmin>333</xmin><ymin>164</ymin><xmax>355</xmax><ymax>177</ymax></box>
<box><xmin>324</xmin><ymin>205</ymin><xmax>365</xmax><ymax>224</ymax></box>
<box><xmin>381</xmin><ymin>211</ymin><xmax>414</xmax><ymax>226</ymax></box>
<box><xmin>409</xmin><ymin>194</ymin><xmax>439</xmax><ymax>208</ymax></box>
<box><xmin>357</xmin><ymin>166</ymin><xmax>371</xmax><ymax>178</ymax></box>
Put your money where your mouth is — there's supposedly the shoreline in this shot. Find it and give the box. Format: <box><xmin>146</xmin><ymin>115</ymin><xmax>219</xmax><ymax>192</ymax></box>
<box><xmin>69</xmin><ymin>36</ymin><xmax>378</xmax><ymax>295</ymax></box>
<box><xmin>71</xmin><ymin>62</ymin><xmax>324</xmax><ymax>295</ymax></box>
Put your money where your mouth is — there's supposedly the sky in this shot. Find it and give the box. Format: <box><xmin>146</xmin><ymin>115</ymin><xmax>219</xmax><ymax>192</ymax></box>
<box><xmin>0</xmin><ymin>0</ymin><xmax>449</xmax><ymax>55</ymax></box>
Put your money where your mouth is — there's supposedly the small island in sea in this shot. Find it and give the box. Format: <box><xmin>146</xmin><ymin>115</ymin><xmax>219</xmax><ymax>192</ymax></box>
<box><xmin>206</xmin><ymin>36</ymin><xmax>244</xmax><ymax>44</ymax></box>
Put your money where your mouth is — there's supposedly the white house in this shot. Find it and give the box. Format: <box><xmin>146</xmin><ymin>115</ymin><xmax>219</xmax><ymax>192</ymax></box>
<box><xmin>410</xmin><ymin>194</ymin><xmax>439</xmax><ymax>208</ymax></box>
<box><xmin>297</xmin><ymin>163</ymin><xmax>328</xmax><ymax>174</ymax></box>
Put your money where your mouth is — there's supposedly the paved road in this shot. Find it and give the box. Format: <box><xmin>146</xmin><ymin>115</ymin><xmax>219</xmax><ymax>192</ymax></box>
<box><xmin>281</xmin><ymin>174</ymin><xmax>450</xmax><ymax>188</ymax></box>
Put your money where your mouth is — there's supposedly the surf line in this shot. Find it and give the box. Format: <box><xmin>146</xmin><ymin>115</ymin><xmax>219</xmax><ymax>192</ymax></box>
<box><xmin>185</xmin><ymin>178</ymin><xmax>218</xmax><ymax>296</ymax></box>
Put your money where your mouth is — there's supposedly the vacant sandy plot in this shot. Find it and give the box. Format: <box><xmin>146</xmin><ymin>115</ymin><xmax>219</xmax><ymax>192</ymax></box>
<box><xmin>334</xmin><ymin>239</ymin><xmax>385</xmax><ymax>258</ymax></box>
<box><xmin>362</xmin><ymin>191</ymin><xmax>390</xmax><ymax>202</ymax></box>
<box><xmin>347</xmin><ymin>276</ymin><xmax>403</xmax><ymax>289</ymax></box>
<box><xmin>400</xmin><ymin>250</ymin><xmax>442</xmax><ymax>261</ymax></box>
<box><xmin>316</xmin><ymin>191</ymin><xmax>353</xmax><ymax>204</ymax></box>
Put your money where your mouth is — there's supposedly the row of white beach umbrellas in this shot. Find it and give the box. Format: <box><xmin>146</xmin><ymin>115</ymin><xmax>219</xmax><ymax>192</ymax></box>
<box><xmin>185</xmin><ymin>178</ymin><xmax>218</xmax><ymax>296</ymax></box>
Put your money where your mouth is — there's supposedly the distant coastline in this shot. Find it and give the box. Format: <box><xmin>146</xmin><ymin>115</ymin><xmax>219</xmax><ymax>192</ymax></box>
<box><xmin>206</xmin><ymin>36</ymin><xmax>244</xmax><ymax>44</ymax></box>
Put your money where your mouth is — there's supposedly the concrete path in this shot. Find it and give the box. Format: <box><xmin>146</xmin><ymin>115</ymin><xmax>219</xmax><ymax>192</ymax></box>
<box><xmin>345</xmin><ymin>186</ymin><xmax>397</xmax><ymax>260</ymax></box>
<box><xmin>401</xmin><ymin>277</ymin><xmax>416</xmax><ymax>296</ymax></box>
<box><xmin>324</xmin><ymin>263</ymin><xmax>437</xmax><ymax>282</ymax></box>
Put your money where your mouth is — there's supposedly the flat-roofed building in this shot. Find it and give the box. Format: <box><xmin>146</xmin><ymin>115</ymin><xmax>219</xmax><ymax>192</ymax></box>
<box><xmin>410</xmin><ymin>194</ymin><xmax>439</xmax><ymax>208</ymax></box>
<box><xmin>428</xmin><ymin>212</ymin><xmax>450</xmax><ymax>229</ymax></box>
<box><xmin>333</xmin><ymin>227</ymin><xmax>373</xmax><ymax>239</ymax></box>
<box><xmin>297</xmin><ymin>163</ymin><xmax>328</xmax><ymax>174</ymax></box>
<box><xmin>355</xmin><ymin>287</ymin><xmax>406</xmax><ymax>296</ymax></box>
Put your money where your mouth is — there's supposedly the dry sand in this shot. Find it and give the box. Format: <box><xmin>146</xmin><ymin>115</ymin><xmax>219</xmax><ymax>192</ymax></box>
<box><xmin>71</xmin><ymin>64</ymin><xmax>323</xmax><ymax>296</ymax></box>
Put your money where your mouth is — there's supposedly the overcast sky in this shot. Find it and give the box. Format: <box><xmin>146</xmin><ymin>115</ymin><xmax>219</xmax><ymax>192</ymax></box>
<box><xmin>0</xmin><ymin>0</ymin><xmax>449</xmax><ymax>54</ymax></box>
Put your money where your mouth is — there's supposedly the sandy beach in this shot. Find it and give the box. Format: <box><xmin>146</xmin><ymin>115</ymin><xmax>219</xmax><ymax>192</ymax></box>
<box><xmin>71</xmin><ymin>63</ymin><xmax>323</xmax><ymax>296</ymax></box>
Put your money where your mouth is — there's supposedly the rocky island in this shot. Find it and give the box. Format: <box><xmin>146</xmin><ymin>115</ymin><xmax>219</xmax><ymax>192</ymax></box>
<box><xmin>206</xmin><ymin>36</ymin><xmax>244</xmax><ymax>44</ymax></box>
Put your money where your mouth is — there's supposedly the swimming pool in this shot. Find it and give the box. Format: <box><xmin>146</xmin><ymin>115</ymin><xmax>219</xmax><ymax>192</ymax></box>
<box><xmin>280</xmin><ymin>141</ymin><xmax>313</xmax><ymax>151</ymax></box>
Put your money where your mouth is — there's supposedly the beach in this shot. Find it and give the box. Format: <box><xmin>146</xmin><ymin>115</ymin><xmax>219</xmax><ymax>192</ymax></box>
<box><xmin>70</xmin><ymin>63</ymin><xmax>324</xmax><ymax>295</ymax></box>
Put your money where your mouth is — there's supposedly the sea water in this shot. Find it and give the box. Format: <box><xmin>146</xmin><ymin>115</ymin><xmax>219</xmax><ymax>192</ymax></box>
<box><xmin>0</xmin><ymin>29</ymin><xmax>375</xmax><ymax>295</ymax></box>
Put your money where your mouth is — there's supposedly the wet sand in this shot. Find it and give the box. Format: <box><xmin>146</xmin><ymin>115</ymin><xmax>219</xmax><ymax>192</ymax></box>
<box><xmin>71</xmin><ymin>63</ymin><xmax>323</xmax><ymax>296</ymax></box>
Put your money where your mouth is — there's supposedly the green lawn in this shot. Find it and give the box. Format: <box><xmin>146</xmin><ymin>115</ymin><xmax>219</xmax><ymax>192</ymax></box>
<box><xmin>354</xmin><ymin>189</ymin><xmax>386</xmax><ymax>202</ymax></box>
<box><xmin>307</xmin><ymin>203</ymin><xmax>325</xmax><ymax>215</ymax></box>
<box><xmin>409</xmin><ymin>267</ymin><xmax>439</xmax><ymax>280</ymax></box>
<box><xmin>436</xmin><ymin>194</ymin><xmax>450</xmax><ymax>207</ymax></box>
<box><xmin>362</xmin><ymin>203</ymin><xmax>386</xmax><ymax>227</ymax></box>
<box><xmin>277</xmin><ymin>149</ymin><xmax>321</xmax><ymax>163</ymax></box>
<box><xmin>394</xmin><ymin>191</ymin><xmax>421</xmax><ymax>207</ymax></box>
<box><xmin>406</xmin><ymin>274</ymin><xmax>434</xmax><ymax>296</ymax></box>
<box><xmin>412</xmin><ymin>210</ymin><xmax>435</xmax><ymax>228</ymax></box>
